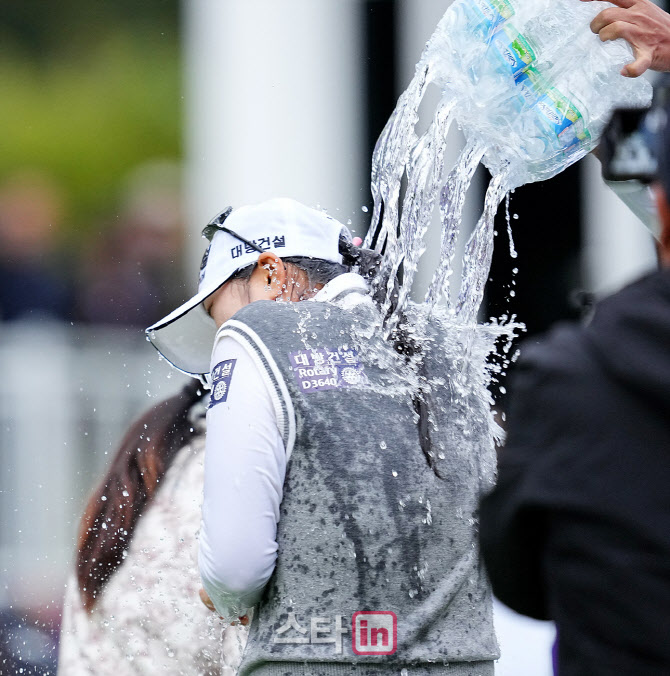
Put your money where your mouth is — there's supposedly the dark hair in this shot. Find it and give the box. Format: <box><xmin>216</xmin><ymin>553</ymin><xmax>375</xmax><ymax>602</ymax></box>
<box><xmin>227</xmin><ymin>232</ymin><xmax>382</xmax><ymax>286</ymax></box>
<box><xmin>76</xmin><ymin>381</ymin><xmax>203</xmax><ymax>611</ymax></box>
<box><xmin>343</xmin><ymin>233</ymin><xmax>441</xmax><ymax>478</ymax></box>
<box><xmin>386</xmin><ymin>313</ymin><xmax>443</xmax><ymax>480</ymax></box>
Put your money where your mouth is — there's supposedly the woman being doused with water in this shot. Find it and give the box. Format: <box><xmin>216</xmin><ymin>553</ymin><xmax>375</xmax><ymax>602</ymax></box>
<box><xmin>58</xmin><ymin>382</ymin><xmax>248</xmax><ymax>675</ymax></box>
<box><xmin>147</xmin><ymin>198</ymin><xmax>500</xmax><ymax>675</ymax></box>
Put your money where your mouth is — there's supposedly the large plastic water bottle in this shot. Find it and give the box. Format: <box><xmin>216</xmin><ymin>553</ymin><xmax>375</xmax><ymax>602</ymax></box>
<box><xmin>425</xmin><ymin>0</ymin><xmax>652</xmax><ymax>187</ymax></box>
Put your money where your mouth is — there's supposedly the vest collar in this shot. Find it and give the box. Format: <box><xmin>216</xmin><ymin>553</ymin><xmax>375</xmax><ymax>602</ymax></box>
<box><xmin>312</xmin><ymin>272</ymin><xmax>369</xmax><ymax>305</ymax></box>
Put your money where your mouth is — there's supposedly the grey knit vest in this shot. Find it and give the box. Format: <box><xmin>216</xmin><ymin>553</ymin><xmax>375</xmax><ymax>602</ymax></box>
<box><xmin>220</xmin><ymin>297</ymin><xmax>499</xmax><ymax>676</ymax></box>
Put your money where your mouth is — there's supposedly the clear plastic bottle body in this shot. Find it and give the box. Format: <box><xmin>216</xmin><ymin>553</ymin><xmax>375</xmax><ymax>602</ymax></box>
<box><xmin>431</xmin><ymin>0</ymin><xmax>652</xmax><ymax>183</ymax></box>
<box><xmin>482</xmin><ymin>16</ymin><xmax>595</xmax><ymax>160</ymax></box>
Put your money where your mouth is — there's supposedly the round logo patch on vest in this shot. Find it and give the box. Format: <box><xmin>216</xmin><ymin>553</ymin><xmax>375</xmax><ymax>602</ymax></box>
<box><xmin>288</xmin><ymin>347</ymin><xmax>368</xmax><ymax>393</ymax></box>
<box><xmin>208</xmin><ymin>359</ymin><xmax>237</xmax><ymax>408</ymax></box>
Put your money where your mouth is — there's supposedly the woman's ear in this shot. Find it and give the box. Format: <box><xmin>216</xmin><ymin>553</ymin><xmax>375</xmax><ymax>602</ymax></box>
<box><xmin>251</xmin><ymin>252</ymin><xmax>287</xmax><ymax>298</ymax></box>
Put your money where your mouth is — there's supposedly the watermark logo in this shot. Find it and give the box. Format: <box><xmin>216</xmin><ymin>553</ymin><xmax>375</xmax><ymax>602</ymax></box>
<box><xmin>351</xmin><ymin>611</ymin><xmax>397</xmax><ymax>655</ymax></box>
<box><xmin>273</xmin><ymin>613</ymin><xmax>349</xmax><ymax>653</ymax></box>
<box><xmin>271</xmin><ymin>611</ymin><xmax>398</xmax><ymax>656</ymax></box>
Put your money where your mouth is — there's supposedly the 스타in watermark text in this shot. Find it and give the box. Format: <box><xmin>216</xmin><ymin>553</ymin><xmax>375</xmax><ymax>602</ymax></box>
<box><xmin>272</xmin><ymin>611</ymin><xmax>397</xmax><ymax>655</ymax></box>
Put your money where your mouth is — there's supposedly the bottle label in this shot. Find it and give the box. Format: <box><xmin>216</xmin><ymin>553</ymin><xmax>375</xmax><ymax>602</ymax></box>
<box><xmin>514</xmin><ymin>66</ymin><xmax>548</xmax><ymax>105</ymax></box>
<box><xmin>514</xmin><ymin>67</ymin><xmax>591</xmax><ymax>151</ymax></box>
<box><xmin>536</xmin><ymin>89</ymin><xmax>591</xmax><ymax>150</ymax></box>
<box><xmin>490</xmin><ymin>24</ymin><xmax>537</xmax><ymax>78</ymax></box>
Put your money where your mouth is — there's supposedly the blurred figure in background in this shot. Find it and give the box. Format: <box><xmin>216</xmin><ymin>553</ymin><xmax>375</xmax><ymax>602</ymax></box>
<box><xmin>479</xmin><ymin>82</ymin><xmax>670</xmax><ymax>676</ymax></box>
<box><xmin>0</xmin><ymin>171</ymin><xmax>74</xmax><ymax>322</ymax></box>
<box><xmin>76</xmin><ymin>162</ymin><xmax>186</xmax><ymax>328</ymax></box>
<box><xmin>58</xmin><ymin>381</ymin><xmax>248</xmax><ymax>675</ymax></box>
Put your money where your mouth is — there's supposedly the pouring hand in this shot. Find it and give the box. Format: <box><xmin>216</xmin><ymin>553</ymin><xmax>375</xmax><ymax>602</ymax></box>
<box><xmin>581</xmin><ymin>0</ymin><xmax>670</xmax><ymax>77</ymax></box>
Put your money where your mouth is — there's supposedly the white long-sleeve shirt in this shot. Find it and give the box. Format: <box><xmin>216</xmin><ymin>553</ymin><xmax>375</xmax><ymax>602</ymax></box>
<box><xmin>198</xmin><ymin>273</ymin><xmax>370</xmax><ymax>619</ymax></box>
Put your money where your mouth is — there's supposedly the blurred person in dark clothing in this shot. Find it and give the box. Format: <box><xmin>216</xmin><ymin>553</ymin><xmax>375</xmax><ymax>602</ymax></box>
<box><xmin>479</xmin><ymin>89</ymin><xmax>670</xmax><ymax>676</ymax></box>
<box><xmin>0</xmin><ymin>171</ymin><xmax>74</xmax><ymax>322</ymax></box>
<box><xmin>76</xmin><ymin>163</ymin><xmax>185</xmax><ymax>327</ymax></box>
<box><xmin>76</xmin><ymin>217</ymin><xmax>176</xmax><ymax>327</ymax></box>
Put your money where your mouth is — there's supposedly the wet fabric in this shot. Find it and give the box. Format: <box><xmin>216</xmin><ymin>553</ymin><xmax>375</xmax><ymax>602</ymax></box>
<box><xmin>199</xmin><ymin>274</ymin><xmax>373</xmax><ymax>619</ymax></box>
<box><xmin>480</xmin><ymin>267</ymin><xmax>670</xmax><ymax>675</ymax></box>
<box><xmin>244</xmin><ymin>660</ymin><xmax>494</xmax><ymax>676</ymax></box>
<box><xmin>225</xmin><ymin>300</ymin><xmax>498</xmax><ymax>674</ymax></box>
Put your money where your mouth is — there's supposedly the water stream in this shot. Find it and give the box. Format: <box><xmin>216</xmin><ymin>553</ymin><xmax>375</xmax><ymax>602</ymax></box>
<box><xmin>366</xmin><ymin>0</ymin><xmax>652</xmax><ymax>332</ymax></box>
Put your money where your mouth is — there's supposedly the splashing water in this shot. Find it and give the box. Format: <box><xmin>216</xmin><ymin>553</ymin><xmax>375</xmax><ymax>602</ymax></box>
<box><xmin>367</xmin><ymin>0</ymin><xmax>652</xmax><ymax>326</ymax></box>
<box><xmin>425</xmin><ymin>139</ymin><xmax>486</xmax><ymax>309</ymax></box>
<box><xmin>504</xmin><ymin>194</ymin><xmax>518</xmax><ymax>261</ymax></box>
<box><xmin>456</xmin><ymin>168</ymin><xmax>511</xmax><ymax>324</ymax></box>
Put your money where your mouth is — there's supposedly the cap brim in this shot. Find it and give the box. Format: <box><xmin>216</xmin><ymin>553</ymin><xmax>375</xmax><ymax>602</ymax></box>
<box><xmin>145</xmin><ymin>286</ymin><xmax>220</xmax><ymax>377</ymax></box>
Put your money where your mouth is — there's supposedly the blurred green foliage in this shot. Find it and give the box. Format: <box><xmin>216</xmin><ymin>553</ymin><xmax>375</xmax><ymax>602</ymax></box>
<box><xmin>0</xmin><ymin>1</ymin><xmax>180</xmax><ymax>235</ymax></box>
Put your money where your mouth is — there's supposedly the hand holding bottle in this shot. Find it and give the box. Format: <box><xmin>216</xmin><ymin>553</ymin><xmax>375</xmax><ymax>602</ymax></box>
<box><xmin>582</xmin><ymin>0</ymin><xmax>670</xmax><ymax>77</ymax></box>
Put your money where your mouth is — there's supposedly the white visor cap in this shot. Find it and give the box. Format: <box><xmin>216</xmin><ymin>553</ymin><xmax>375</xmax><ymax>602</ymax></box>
<box><xmin>146</xmin><ymin>198</ymin><xmax>347</xmax><ymax>377</ymax></box>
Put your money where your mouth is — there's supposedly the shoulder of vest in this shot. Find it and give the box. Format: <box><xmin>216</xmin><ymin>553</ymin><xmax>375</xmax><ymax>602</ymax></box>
<box><xmin>229</xmin><ymin>299</ymin><xmax>350</xmax><ymax>328</ymax></box>
<box><xmin>217</xmin><ymin>303</ymin><xmax>298</xmax><ymax>458</ymax></box>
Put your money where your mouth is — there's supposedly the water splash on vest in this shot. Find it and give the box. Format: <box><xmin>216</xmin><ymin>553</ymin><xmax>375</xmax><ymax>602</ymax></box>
<box><xmin>366</xmin><ymin>0</ymin><xmax>651</xmax><ymax>331</ymax></box>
